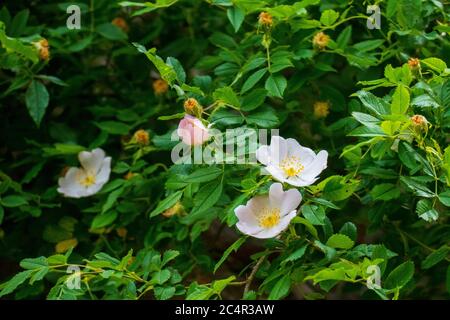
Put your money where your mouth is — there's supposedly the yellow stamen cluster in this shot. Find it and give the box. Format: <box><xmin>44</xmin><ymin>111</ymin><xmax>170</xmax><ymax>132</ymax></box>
<box><xmin>313</xmin><ymin>32</ymin><xmax>330</xmax><ymax>49</ymax></box>
<box><xmin>258</xmin><ymin>208</ymin><xmax>280</xmax><ymax>228</ymax></box>
<box><xmin>280</xmin><ymin>156</ymin><xmax>304</xmax><ymax>177</ymax></box>
<box><xmin>314</xmin><ymin>101</ymin><xmax>330</xmax><ymax>118</ymax></box>
<box><xmin>258</xmin><ymin>12</ymin><xmax>273</xmax><ymax>26</ymax></box>
<box><xmin>133</xmin><ymin>129</ymin><xmax>150</xmax><ymax>146</ymax></box>
<box><xmin>152</xmin><ymin>79</ymin><xmax>168</xmax><ymax>95</ymax></box>
<box><xmin>80</xmin><ymin>174</ymin><xmax>96</xmax><ymax>187</ymax></box>
<box><xmin>112</xmin><ymin>17</ymin><xmax>129</xmax><ymax>33</ymax></box>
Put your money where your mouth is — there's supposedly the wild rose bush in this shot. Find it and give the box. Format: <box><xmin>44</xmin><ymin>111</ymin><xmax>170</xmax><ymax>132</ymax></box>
<box><xmin>0</xmin><ymin>0</ymin><xmax>449</xmax><ymax>300</ymax></box>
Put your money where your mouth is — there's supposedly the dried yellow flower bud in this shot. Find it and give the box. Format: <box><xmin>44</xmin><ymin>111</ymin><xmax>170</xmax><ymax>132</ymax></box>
<box><xmin>314</xmin><ymin>101</ymin><xmax>330</xmax><ymax>118</ymax></box>
<box><xmin>124</xmin><ymin>172</ymin><xmax>136</xmax><ymax>180</ymax></box>
<box><xmin>33</xmin><ymin>38</ymin><xmax>50</xmax><ymax>60</ymax></box>
<box><xmin>152</xmin><ymin>79</ymin><xmax>169</xmax><ymax>95</ymax></box>
<box><xmin>408</xmin><ymin>58</ymin><xmax>420</xmax><ymax>69</ymax></box>
<box><xmin>112</xmin><ymin>17</ymin><xmax>129</xmax><ymax>33</ymax></box>
<box><xmin>162</xmin><ymin>202</ymin><xmax>183</xmax><ymax>218</ymax></box>
<box><xmin>313</xmin><ymin>32</ymin><xmax>330</xmax><ymax>49</ymax></box>
<box><xmin>258</xmin><ymin>12</ymin><xmax>273</xmax><ymax>26</ymax></box>
<box><xmin>55</xmin><ymin>238</ymin><xmax>78</xmax><ymax>253</ymax></box>
<box><xmin>133</xmin><ymin>129</ymin><xmax>150</xmax><ymax>146</ymax></box>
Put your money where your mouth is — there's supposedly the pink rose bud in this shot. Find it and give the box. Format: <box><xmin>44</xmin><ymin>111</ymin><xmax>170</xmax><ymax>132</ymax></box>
<box><xmin>177</xmin><ymin>115</ymin><xmax>210</xmax><ymax>146</ymax></box>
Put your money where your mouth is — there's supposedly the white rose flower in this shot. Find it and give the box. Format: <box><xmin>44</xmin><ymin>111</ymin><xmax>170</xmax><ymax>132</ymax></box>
<box><xmin>256</xmin><ymin>136</ymin><xmax>328</xmax><ymax>187</ymax></box>
<box><xmin>57</xmin><ymin>148</ymin><xmax>111</xmax><ymax>198</ymax></box>
<box><xmin>235</xmin><ymin>183</ymin><xmax>302</xmax><ymax>239</ymax></box>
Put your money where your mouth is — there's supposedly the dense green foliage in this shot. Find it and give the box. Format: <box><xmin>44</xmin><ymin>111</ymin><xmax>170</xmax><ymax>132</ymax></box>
<box><xmin>0</xmin><ymin>0</ymin><xmax>449</xmax><ymax>300</ymax></box>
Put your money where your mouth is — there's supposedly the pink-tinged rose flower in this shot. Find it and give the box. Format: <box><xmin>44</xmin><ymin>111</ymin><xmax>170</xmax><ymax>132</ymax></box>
<box><xmin>177</xmin><ymin>115</ymin><xmax>210</xmax><ymax>146</ymax></box>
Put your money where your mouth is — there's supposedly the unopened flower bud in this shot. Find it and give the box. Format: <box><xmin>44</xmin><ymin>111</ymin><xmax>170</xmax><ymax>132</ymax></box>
<box><xmin>408</xmin><ymin>58</ymin><xmax>420</xmax><ymax>70</ymax></box>
<box><xmin>258</xmin><ymin>12</ymin><xmax>273</xmax><ymax>27</ymax></box>
<box><xmin>184</xmin><ymin>98</ymin><xmax>203</xmax><ymax>117</ymax></box>
<box><xmin>410</xmin><ymin>114</ymin><xmax>428</xmax><ymax>129</ymax></box>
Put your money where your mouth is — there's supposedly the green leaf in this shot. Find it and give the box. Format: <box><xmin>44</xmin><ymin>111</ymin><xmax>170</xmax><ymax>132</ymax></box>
<box><xmin>214</xmin><ymin>237</ymin><xmax>246</xmax><ymax>273</ymax></box>
<box><xmin>192</xmin><ymin>180</ymin><xmax>223</xmax><ymax>213</ymax></box>
<box><xmin>241</xmin><ymin>88</ymin><xmax>267</xmax><ymax>111</ymax></box>
<box><xmin>320</xmin><ymin>9</ymin><xmax>339</xmax><ymax>26</ymax></box>
<box><xmin>25</xmin><ymin>80</ymin><xmax>49</xmax><ymax>127</ymax></box>
<box><xmin>102</xmin><ymin>186</ymin><xmax>125</xmax><ymax>213</ymax></box>
<box><xmin>353</xmin><ymin>39</ymin><xmax>384</xmax><ymax>52</ymax></box>
<box><xmin>96</xmin><ymin>23</ymin><xmax>127</xmax><ymax>40</ymax></box>
<box><xmin>246</xmin><ymin>107</ymin><xmax>279</xmax><ymax>128</ymax></box>
<box><xmin>421</xmin><ymin>58</ymin><xmax>447</xmax><ymax>73</ymax></box>
<box><xmin>91</xmin><ymin>211</ymin><xmax>118</xmax><ymax>229</ymax></box>
<box><xmin>301</xmin><ymin>205</ymin><xmax>325</xmax><ymax>225</ymax></box>
<box><xmin>213</xmin><ymin>86</ymin><xmax>241</xmax><ymax>108</ymax></box>
<box><xmin>47</xmin><ymin>254</ymin><xmax>67</xmax><ymax>266</ymax></box>
<box><xmin>265</xmin><ymin>74</ymin><xmax>287</xmax><ymax>98</ymax></box>
<box><xmin>227</xmin><ymin>6</ymin><xmax>245</xmax><ymax>32</ymax></box>
<box><xmin>421</xmin><ymin>246</ymin><xmax>449</xmax><ymax>269</ymax></box>
<box><xmin>0</xmin><ymin>206</ymin><xmax>3</xmax><ymax>225</ymax></box>
<box><xmin>134</xmin><ymin>45</ymin><xmax>177</xmax><ymax>85</ymax></box>
<box><xmin>326</xmin><ymin>234</ymin><xmax>354</xmax><ymax>249</ymax></box>
<box><xmin>166</xmin><ymin>57</ymin><xmax>186</xmax><ymax>83</ymax></box>
<box><xmin>385</xmin><ymin>261</ymin><xmax>414</xmax><ymax>290</ymax></box>
<box><xmin>210</xmin><ymin>108</ymin><xmax>244</xmax><ymax>126</ymax></box>
<box><xmin>241</xmin><ymin>68</ymin><xmax>267</xmax><ymax>93</ymax></box>
<box><xmin>1</xmin><ymin>195</ymin><xmax>28</xmax><ymax>207</ymax></box>
<box><xmin>212</xmin><ymin>275</ymin><xmax>236</xmax><ymax>294</ymax></box>
<box><xmin>268</xmin><ymin>274</ymin><xmax>291</xmax><ymax>300</ymax></box>
<box><xmin>336</xmin><ymin>25</ymin><xmax>352</xmax><ymax>49</ymax></box>
<box><xmin>20</xmin><ymin>256</ymin><xmax>48</xmax><ymax>270</ymax></box>
<box><xmin>162</xmin><ymin>250</ymin><xmax>180</xmax><ymax>267</ymax></box>
<box><xmin>150</xmin><ymin>190</ymin><xmax>183</xmax><ymax>217</ymax></box>
<box><xmin>152</xmin><ymin>269</ymin><xmax>171</xmax><ymax>285</ymax></box>
<box><xmin>322</xmin><ymin>176</ymin><xmax>359</xmax><ymax>201</ymax></box>
<box><xmin>282</xmin><ymin>245</ymin><xmax>307</xmax><ymax>265</ymax></box>
<box><xmin>0</xmin><ymin>270</ymin><xmax>33</xmax><ymax>298</ymax></box>
<box><xmin>30</xmin><ymin>267</ymin><xmax>49</xmax><ymax>284</ymax></box>
<box><xmin>154</xmin><ymin>286</ymin><xmax>176</xmax><ymax>300</ymax></box>
<box><xmin>95</xmin><ymin>121</ymin><xmax>131</xmax><ymax>135</ymax></box>
<box><xmin>339</xmin><ymin>222</ymin><xmax>357</xmax><ymax>241</ymax></box>
<box><xmin>370</xmin><ymin>183</ymin><xmax>401</xmax><ymax>201</ymax></box>
<box><xmin>438</xmin><ymin>191</ymin><xmax>450</xmax><ymax>207</ymax></box>
<box><xmin>354</xmin><ymin>90</ymin><xmax>389</xmax><ymax>116</ymax></box>
<box><xmin>158</xmin><ymin>112</ymin><xmax>185</xmax><ymax>120</ymax></box>
<box><xmin>391</xmin><ymin>85</ymin><xmax>410</xmax><ymax>114</ymax></box>
<box><xmin>181</xmin><ymin>167</ymin><xmax>223</xmax><ymax>183</ymax></box>
<box><xmin>400</xmin><ymin>177</ymin><xmax>434</xmax><ymax>198</ymax></box>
